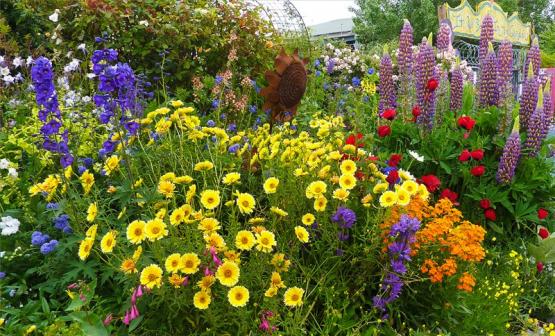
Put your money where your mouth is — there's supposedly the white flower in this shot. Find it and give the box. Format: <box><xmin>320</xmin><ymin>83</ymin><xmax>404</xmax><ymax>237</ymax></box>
<box><xmin>63</xmin><ymin>58</ymin><xmax>80</xmax><ymax>73</ymax></box>
<box><xmin>3</xmin><ymin>75</ymin><xmax>14</xmax><ymax>85</ymax></box>
<box><xmin>7</xmin><ymin>168</ymin><xmax>17</xmax><ymax>178</ymax></box>
<box><xmin>26</xmin><ymin>56</ymin><xmax>33</xmax><ymax>66</ymax></box>
<box><xmin>408</xmin><ymin>150</ymin><xmax>425</xmax><ymax>162</ymax></box>
<box><xmin>0</xmin><ymin>159</ymin><xmax>9</xmax><ymax>169</ymax></box>
<box><xmin>0</xmin><ymin>67</ymin><xmax>9</xmax><ymax>76</ymax></box>
<box><xmin>49</xmin><ymin>9</ymin><xmax>60</xmax><ymax>22</ymax></box>
<box><xmin>86</xmin><ymin>73</ymin><xmax>96</xmax><ymax>79</ymax></box>
<box><xmin>139</xmin><ymin>20</ymin><xmax>149</xmax><ymax>27</ymax></box>
<box><xmin>0</xmin><ymin>55</ymin><xmax>4</xmax><ymax>63</ymax></box>
<box><xmin>0</xmin><ymin>216</ymin><xmax>20</xmax><ymax>236</ymax></box>
<box><xmin>12</xmin><ymin>56</ymin><xmax>23</xmax><ymax>68</ymax></box>
<box><xmin>82</xmin><ymin>95</ymin><xmax>91</xmax><ymax>103</ymax></box>
<box><xmin>77</xmin><ymin>43</ymin><xmax>86</xmax><ymax>52</ymax></box>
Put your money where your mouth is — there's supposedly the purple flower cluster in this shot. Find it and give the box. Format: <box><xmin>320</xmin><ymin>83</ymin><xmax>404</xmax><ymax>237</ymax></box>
<box><xmin>525</xmin><ymin>87</ymin><xmax>549</xmax><ymax>157</ymax></box>
<box><xmin>520</xmin><ymin>63</ymin><xmax>539</xmax><ymax>131</ymax></box>
<box><xmin>31</xmin><ymin>57</ymin><xmax>73</xmax><ymax>168</ymax></box>
<box><xmin>497</xmin><ymin>41</ymin><xmax>514</xmax><ymax>105</ymax></box>
<box><xmin>450</xmin><ymin>65</ymin><xmax>463</xmax><ymax>111</ymax></box>
<box><xmin>437</xmin><ymin>22</ymin><xmax>452</xmax><ymax>52</ymax></box>
<box><xmin>478</xmin><ymin>15</ymin><xmax>494</xmax><ymax>66</ymax></box>
<box><xmin>496</xmin><ymin>117</ymin><xmax>521</xmax><ymax>184</ymax></box>
<box><xmin>53</xmin><ymin>214</ymin><xmax>72</xmax><ymax>234</ymax></box>
<box><xmin>479</xmin><ymin>43</ymin><xmax>499</xmax><ymax>107</ymax></box>
<box><xmin>398</xmin><ymin>20</ymin><xmax>413</xmax><ymax>86</ymax></box>
<box><xmin>378</xmin><ymin>52</ymin><xmax>396</xmax><ymax>115</ymax></box>
<box><xmin>415</xmin><ymin>37</ymin><xmax>436</xmax><ymax>130</ymax></box>
<box><xmin>373</xmin><ymin>215</ymin><xmax>420</xmax><ymax>317</ymax></box>
<box><xmin>524</xmin><ymin>37</ymin><xmax>541</xmax><ymax>79</ymax></box>
<box><xmin>31</xmin><ymin>231</ymin><xmax>59</xmax><ymax>255</ymax></box>
<box><xmin>331</xmin><ymin>207</ymin><xmax>356</xmax><ymax>247</ymax></box>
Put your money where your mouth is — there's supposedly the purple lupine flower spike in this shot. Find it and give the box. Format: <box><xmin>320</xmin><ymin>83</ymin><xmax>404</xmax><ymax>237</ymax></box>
<box><xmin>497</xmin><ymin>41</ymin><xmax>513</xmax><ymax>105</ymax></box>
<box><xmin>519</xmin><ymin>62</ymin><xmax>539</xmax><ymax>131</ymax></box>
<box><xmin>479</xmin><ymin>15</ymin><xmax>494</xmax><ymax>66</ymax></box>
<box><xmin>415</xmin><ymin>35</ymin><xmax>437</xmax><ymax>130</ymax></box>
<box><xmin>398</xmin><ymin>19</ymin><xmax>414</xmax><ymax>111</ymax></box>
<box><xmin>437</xmin><ymin>22</ymin><xmax>452</xmax><ymax>52</ymax></box>
<box><xmin>479</xmin><ymin>42</ymin><xmax>499</xmax><ymax>107</ymax></box>
<box><xmin>450</xmin><ymin>59</ymin><xmax>463</xmax><ymax>111</ymax></box>
<box><xmin>543</xmin><ymin>78</ymin><xmax>553</xmax><ymax>124</ymax></box>
<box><xmin>524</xmin><ymin>37</ymin><xmax>541</xmax><ymax>79</ymax></box>
<box><xmin>497</xmin><ymin>116</ymin><xmax>521</xmax><ymax>184</ymax></box>
<box><xmin>378</xmin><ymin>50</ymin><xmax>396</xmax><ymax>115</ymax></box>
<box><xmin>525</xmin><ymin>86</ymin><xmax>548</xmax><ymax>157</ymax></box>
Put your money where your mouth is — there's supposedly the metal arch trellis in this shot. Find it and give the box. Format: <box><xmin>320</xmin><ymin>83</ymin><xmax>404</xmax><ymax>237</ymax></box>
<box><xmin>247</xmin><ymin>0</ymin><xmax>310</xmax><ymax>43</ymax></box>
<box><xmin>453</xmin><ymin>39</ymin><xmax>527</xmax><ymax>71</ymax></box>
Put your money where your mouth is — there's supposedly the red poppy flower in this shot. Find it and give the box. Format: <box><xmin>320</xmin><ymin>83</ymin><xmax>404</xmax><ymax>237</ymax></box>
<box><xmin>484</xmin><ymin>208</ymin><xmax>496</xmax><ymax>221</ymax></box>
<box><xmin>426</xmin><ymin>78</ymin><xmax>439</xmax><ymax>91</ymax></box>
<box><xmin>537</xmin><ymin>261</ymin><xmax>544</xmax><ymax>273</ymax></box>
<box><xmin>420</xmin><ymin>174</ymin><xmax>441</xmax><ymax>192</ymax></box>
<box><xmin>346</xmin><ymin>133</ymin><xmax>364</xmax><ymax>148</ymax></box>
<box><xmin>381</xmin><ymin>109</ymin><xmax>396</xmax><ymax>120</ymax></box>
<box><xmin>538</xmin><ymin>227</ymin><xmax>550</xmax><ymax>239</ymax></box>
<box><xmin>386</xmin><ymin>170</ymin><xmax>399</xmax><ymax>185</ymax></box>
<box><xmin>355</xmin><ymin>170</ymin><xmax>366</xmax><ymax>180</ymax></box>
<box><xmin>470</xmin><ymin>165</ymin><xmax>485</xmax><ymax>177</ymax></box>
<box><xmin>388</xmin><ymin>154</ymin><xmax>402</xmax><ymax>167</ymax></box>
<box><xmin>377</xmin><ymin>125</ymin><xmax>391</xmax><ymax>138</ymax></box>
<box><xmin>412</xmin><ymin>105</ymin><xmax>421</xmax><ymax>118</ymax></box>
<box><xmin>458</xmin><ymin>149</ymin><xmax>471</xmax><ymax>162</ymax></box>
<box><xmin>440</xmin><ymin>188</ymin><xmax>458</xmax><ymax>203</ymax></box>
<box><xmin>457</xmin><ymin>116</ymin><xmax>476</xmax><ymax>131</ymax></box>
<box><xmin>471</xmin><ymin>149</ymin><xmax>484</xmax><ymax>161</ymax></box>
<box><xmin>538</xmin><ymin>208</ymin><xmax>549</xmax><ymax>220</ymax></box>
<box><xmin>479</xmin><ymin>199</ymin><xmax>491</xmax><ymax>209</ymax></box>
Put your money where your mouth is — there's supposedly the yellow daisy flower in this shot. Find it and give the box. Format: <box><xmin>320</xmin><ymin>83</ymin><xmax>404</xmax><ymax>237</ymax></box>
<box><xmin>140</xmin><ymin>264</ymin><xmax>163</xmax><ymax>289</ymax></box>
<box><xmin>235</xmin><ymin>230</ymin><xmax>256</xmax><ymax>251</ymax></box>
<box><xmin>193</xmin><ymin>291</ymin><xmax>211</xmax><ymax>309</ymax></box>
<box><xmin>222</xmin><ymin>172</ymin><xmax>241</xmax><ymax>185</ymax></box>
<box><xmin>181</xmin><ymin>253</ymin><xmax>201</xmax><ymax>274</ymax></box>
<box><xmin>270</xmin><ymin>271</ymin><xmax>286</xmax><ymax>289</ymax></box>
<box><xmin>86</xmin><ymin>224</ymin><xmax>98</xmax><ymax>240</ymax></box>
<box><xmin>165</xmin><ymin>253</ymin><xmax>182</xmax><ymax>273</ymax></box>
<box><xmin>86</xmin><ymin>202</ymin><xmax>97</xmax><ymax>222</ymax></box>
<box><xmin>271</xmin><ymin>253</ymin><xmax>291</xmax><ymax>272</ymax></box>
<box><xmin>175</xmin><ymin>175</ymin><xmax>193</xmax><ymax>184</ymax></box>
<box><xmin>332</xmin><ymin>188</ymin><xmax>350</xmax><ymax>201</ymax></box>
<box><xmin>100</xmin><ymin>230</ymin><xmax>117</xmax><ymax>253</ymax></box>
<box><xmin>255</xmin><ymin>230</ymin><xmax>277</xmax><ymax>253</ymax></box>
<box><xmin>401</xmin><ymin>180</ymin><xmax>418</xmax><ymax>195</ymax></box>
<box><xmin>228</xmin><ymin>286</ymin><xmax>249</xmax><ymax>307</ymax></box>
<box><xmin>126</xmin><ymin>220</ymin><xmax>146</xmax><ymax>244</ymax></box>
<box><xmin>305</xmin><ymin>180</ymin><xmax>327</xmax><ymax>199</ymax></box>
<box><xmin>301</xmin><ymin>213</ymin><xmax>315</xmax><ymax>226</ymax></box>
<box><xmin>78</xmin><ymin>237</ymin><xmax>94</xmax><ymax>261</ymax></box>
<box><xmin>197</xmin><ymin>275</ymin><xmax>216</xmax><ymax>292</ymax></box>
<box><xmin>194</xmin><ymin>161</ymin><xmax>214</xmax><ymax>171</ymax></box>
<box><xmin>198</xmin><ymin>217</ymin><xmax>221</xmax><ymax>233</ymax></box>
<box><xmin>294</xmin><ymin>226</ymin><xmax>309</xmax><ymax>243</ymax></box>
<box><xmin>340</xmin><ymin>159</ymin><xmax>357</xmax><ymax>175</ymax></box>
<box><xmin>80</xmin><ymin>170</ymin><xmax>94</xmax><ymax>195</ymax></box>
<box><xmin>379</xmin><ymin>190</ymin><xmax>398</xmax><ymax>207</ymax></box>
<box><xmin>157</xmin><ymin>180</ymin><xmax>176</xmax><ymax>198</ymax></box>
<box><xmin>103</xmin><ymin>155</ymin><xmax>120</xmax><ymax>175</ymax></box>
<box><xmin>270</xmin><ymin>206</ymin><xmax>288</xmax><ymax>217</ymax></box>
<box><xmin>284</xmin><ymin>287</ymin><xmax>304</xmax><ymax>307</ymax></box>
<box><xmin>145</xmin><ymin>218</ymin><xmax>168</xmax><ymax>241</ymax></box>
<box><xmin>200</xmin><ymin>189</ymin><xmax>220</xmax><ymax>210</ymax></box>
<box><xmin>216</xmin><ymin>261</ymin><xmax>240</xmax><ymax>287</ymax></box>
<box><xmin>396</xmin><ymin>188</ymin><xmax>411</xmax><ymax>206</ymax></box>
<box><xmin>169</xmin><ymin>207</ymin><xmax>186</xmax><ymax>226</ymax></box>
<box><xmin>313</xmin><ymin>196</ymin><xmax>327</xmax><ymax>212</ymax></box>
<box><xmin>204</xmin><ymin>232</ymin><xmax>226</xmax><ymax>251</ymax></box>
<box><xmin>417</xmin><ymin>184</ymin><xmax>430</xmax><ymax>201</ymax></box>
<box><xmin>265</xmin><ymin>286</ymin><xmax>278</xmax><ymax>297</ymax></box>
<box><xmin>236</xmin><ymin>192</ymin><xmax>256</xmax><ymax>214</ymax></box>
<box><xmin>339</xmin><ymin>174</ymin><xmax>356</xmax><ymax>190</ymax></box>
<box><xmin>373</xmin><ymin>182</ymin><xmax>389</xmax><ymax>194</ymax></box>
<box><xmin>168</xmin><ymin>273</ymin><xmax>186</xmax><ymax>288</ymax></box>
<box><xmin>263</xmin><ymin>177</ymin><xmax>279</xmax><ymax>194</ymax></box>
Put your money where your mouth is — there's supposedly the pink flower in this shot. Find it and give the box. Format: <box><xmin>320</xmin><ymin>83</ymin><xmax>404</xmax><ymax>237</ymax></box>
<box><xmin>103</xmin><ymin>313</ymin><xmax>113</xmax><ymax>326</ymax></box>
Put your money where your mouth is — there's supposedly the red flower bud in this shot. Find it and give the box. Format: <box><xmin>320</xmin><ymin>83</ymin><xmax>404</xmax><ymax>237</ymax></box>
<box><xmin>440</xmin><ymin>188</ymin><xmax>458</xmax><ymax>203</ymax></box>
<box><xmin>537</xmin><ymin>261</ymin><xmax>544</xmax><ymax>273</ymax></box>
<box><xmin>386</xmin><ymin>170</ymin><xmax>399</xmax><ymax>185</ymax></box>
<box><xmin>538</xmin><ymin>227</ymin><xmax>550</xmax><ymax>239</ymax></box>
<box><xmin>346</xmin><ymin>133</ymin><xmax>364</xmax><ymax>148</ymax></box>
<box><xmin>479</xmin><ymin>199</ymin><xmax>491</xmax><ymax>209</ymax></box>
<box><xmin>412</xmin><ymin>105</ymin><xmax>421</xmax><ymax>117</ymax></box>
<box><xmin>470</xmin><ymin>165</ymin><xmax>485</xmax><ymax>177</ymax></box>
<box><xmin>377</xmin><ymin>125</ymin><xmax>391</xmax><ymax>138</ymax></box>
<box><xmin>381</xmin><ymin>109</ymin><xmax>396</xmax><ymax>120</ymax></box>
<box><xmin>420</xmin><ymin>174</ymin><xmax>441</xmax><ymax>192</ymax></box>
<box><xmin>388</xmin><ymin>154</ymin><xmax>402</xmax><ymax>167</ymax></box>
<box><xmin>457</xmin><ymin>116</ymin><xmax>476</xmax><ymax>131</ymax></box>
<box><xmin>426</xmin><ymin>78</ymin><xmax>439</xmax><ymax>91</ymax></box>
<box><xmin>538</xmin><ymin>208</ymin><xmax>549</xmax><ymax>220</ymax></box>
<box><xmin>470</xmin><ymin>149</ymin><xmax>484</xmax><ymax>160</ymax></box>
<box><xmin>484</xmin><ymin>208</ymin><xmax>496</xmax><ymax>221</ymax></box>
<box><xmin>458</xmin><ymin>149</ymin><xmax>471</xmax><ymax>162</ymax></box>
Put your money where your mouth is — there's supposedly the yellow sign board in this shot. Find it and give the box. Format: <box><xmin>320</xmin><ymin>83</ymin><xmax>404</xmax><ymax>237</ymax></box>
<box><xmin>440</xmin><ymin>0</ymin><xmax>531</xmax><ymax>46</ymax></box>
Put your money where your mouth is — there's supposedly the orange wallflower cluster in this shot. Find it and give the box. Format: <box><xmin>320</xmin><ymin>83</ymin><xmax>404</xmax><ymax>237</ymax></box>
<box><xmin>380</xmin><ymin>197</ymin><xmax>486</xmax><ymax>292</ymax></box>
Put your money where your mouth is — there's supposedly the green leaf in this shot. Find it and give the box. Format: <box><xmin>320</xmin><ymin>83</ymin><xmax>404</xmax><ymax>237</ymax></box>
<box><xmin>129</xmin><ymin>315</ymin><xmax>144</xmax><ymax>332</ymax></box>
<box><xmin>68</xmin><ymin>312</ymin><xmax>109</xmax><ymax>336</ymax></box>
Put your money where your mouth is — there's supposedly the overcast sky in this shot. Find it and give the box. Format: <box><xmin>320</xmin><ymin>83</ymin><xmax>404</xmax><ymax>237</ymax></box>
<box><xmin>291</xmin><ymin>0</ymin><xmax>357</xmax><ymax>26</ymax></box>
